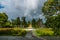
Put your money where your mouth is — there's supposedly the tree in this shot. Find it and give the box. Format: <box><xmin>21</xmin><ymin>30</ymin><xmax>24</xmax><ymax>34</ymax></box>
<box><xmin>42</xmin><ymin>0</ymin><xmax>59</xmax><ymax>16</ymax></box>
<box><xmin>4</xmin><ymin>21</ymin><xmax>12</xmax><ymax>28</ymax></box>
<box><xmin>27</xmin><ymin>21</ymin><xmax>31</xmax><ymax>27</ymax></box>
<box><xmin>16</xmin><ymin>17</ymin><xmax>20</xmax><ymax>27</ymax></box>
<box><xmin>0</xmin><ymin>13</ymin><xmax>8</xmax><ymax>27</ymax></box>
<box><xmin>42</xmin><ymin>0</ymin><xmax>60</xmax><ymax>29</ymax></box>
<box><xmin>45</xmin><ymin>14</ymin><xmax>60</xmax><ymax>35</ymax></box>
<box><xmin>45</xmin><ymin>16</ymin><xmax>56</xmax><ymax>28</ymax></box>
<box><xmin>32</xmin><ymin>18</ymin><xmax>36</xmax><ymax>28</ymax></box>
<box><xmin>11</xmin><ymin>19</ymin><xmax>16</xmax><ymax>27</ymax></box>
<box><xmin>36</xmin><ymin>18</ymin><xmax>43</xmax><ymax>28</ymax></box>
<box><xmin>21</xmin><ymin>17</ymin><xmax>27</xmax><ymax>27</ymax></box>
<box><xmin>12</xmin><ymin>17</ymin><xmax>20</xmax><ymax>27</ymax></box>
<box><xmin>42</xmin><ymin>0</ymin><xmax>60</xmax><ymax>35</ymax></box>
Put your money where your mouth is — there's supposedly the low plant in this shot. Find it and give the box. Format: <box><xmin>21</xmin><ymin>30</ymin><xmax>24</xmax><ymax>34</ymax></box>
<box><xmin>0</xmin><ymin>28</ymin><xmax>27</xmax><ymax>36</ymax></box>
<box><xmin>34</xmin><ymin>28</ymin><xmax>54</xmax><ymax>37</ymax></box>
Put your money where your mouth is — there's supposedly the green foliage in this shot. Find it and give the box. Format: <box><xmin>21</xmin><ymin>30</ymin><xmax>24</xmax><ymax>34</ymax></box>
<box><xmin>0</xmin><ymin>13</ymin><xmax>8</xmax><ymax>22</ymax></box>
<box><xmin>32</xmin><ymin>18</ymin><xmax>36</xmax><ymax>28</ymax></box>
<box><xmin>34</xmin><ymin>28</ymin><xmax>54</xmax><ymax>37</ymax></box>
<box><xmin>0</xmin><ymin>28</ymin><xmax>27</xmax><ymax>36</ymax></box>
<box><xmin>46</xmin><ymin>14</ymin><xmax>60</xmax><ymax>28</ymax></box>
<box><xmin>0</xmin><ymin>12</ymin><xmax>43</xmax><ymax>28</ymax></box>
<box><xmin>16</xmin><ymin>17</ymin><xmax>20</xmax><ymax>25</ymax></box>
<box><xmin>21</xmin><ymin>17</ymin><xmax>28</xmax><ymax>27</ymax></box>
<box><xmin>42</xmin><ymin>0</ymin><xmax>59</xmax><ymax>16</ymax></box>
<box><xmin>45</xmin><ymin>13</ymin><xmax>60</xmax><ymax>35</ymax></box>
<box><xmin>11</xmin><ymin>17</ymin><xmax>20</xmax><ymax>27</ymax></box>
<box><xmin>31</xmin><ymin>18</ymin><xmax>43</xmax><ymax>28</ymax></box>
<box><xmin>42</xmin><ymin>0</ymin><xmax>60</xmax><ymax>36</ymax></box>
<box><xmin>0</xmin><ymin>13</ymin><xmax>8</xmax><ymax>27</ymax></box>
<box><xmin>27</xmin><ymin>21</ymin><xmax>31</xmax><ymax>27</ymax></box>
<box><xmin>36</xmin><ymin>19</ymin><xmax>42</xmax><ymax>28</ymax></box>
<box><xmin>0</xmin><ymin>13</ymin><xmax>43</xmax><ymax>28</ymax></box>
<box><xmin>3</xmin><ymin>21</ymin><xmax>12</xmax><ymax>28</ymax></box>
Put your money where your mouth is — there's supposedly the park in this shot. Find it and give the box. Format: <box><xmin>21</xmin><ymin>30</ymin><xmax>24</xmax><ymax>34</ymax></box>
<box><xmin>0</xmin><ymin>0</ymin><xmax>60</xmax><ymax>40</ymax></box>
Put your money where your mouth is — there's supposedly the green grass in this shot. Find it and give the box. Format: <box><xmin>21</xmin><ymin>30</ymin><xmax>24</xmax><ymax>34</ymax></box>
<box><xmin>34</xmin><ymin>28</ymin><xmax>54</xmax><ymax>37</ymax></box>
<box><xmin>0</xmin><ymin>28</ymin><xmax>27</xmax><ymax>36</ymax></box>
<box><xmin>0</xmin><ymin>28</ymin><xmax>55</xmax><ymax>36</ymax></box>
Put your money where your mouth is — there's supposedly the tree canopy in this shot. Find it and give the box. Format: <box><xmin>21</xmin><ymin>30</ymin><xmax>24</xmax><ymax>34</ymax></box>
<box><xmin>42</xmin><ymin>0</ymin><xmax>60</xmax><ymax>35</ymax></box>
<box><xmin>42</xmin><ymin>0</ymin><xmax>60</xmax><ymax>16</ymax></box>
<box><xmin>0</xmin><ymin>13</ymin><xmax>8</xmax><ymax>27</ymax></box>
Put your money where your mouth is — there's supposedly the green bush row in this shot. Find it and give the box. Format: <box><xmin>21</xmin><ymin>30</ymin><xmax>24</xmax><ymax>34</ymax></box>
<box><xmin>34</xmin><ymin>28</ymin><xmax>54</xmax><ymax>37</ymax></box>
<box><xmin>0</xmin><ymin>29</ymin><xmax>27</xmax><ymax>36</ymax></box>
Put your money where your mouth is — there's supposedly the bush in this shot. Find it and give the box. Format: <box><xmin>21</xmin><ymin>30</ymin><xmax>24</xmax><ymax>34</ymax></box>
<box><xmin>34</xmin><ymin>28</ymin><xmax>54</xmax><ymax>37</ymax></box>
<box><xmin>0</xmin><ymin>28</ymin><xmax>27</xmax><ymax>36</ymax></box>
<box><xmin>54</xmin><ymin>29</ymin><xmax>60</xmax><ymax>36</ymax></box>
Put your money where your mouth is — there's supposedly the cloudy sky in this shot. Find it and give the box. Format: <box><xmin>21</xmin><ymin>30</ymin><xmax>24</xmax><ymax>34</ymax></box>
<box><xmin>0</xmin><ymin>0</ymin><xmax>47</xmax><ymax>22</ymax></box>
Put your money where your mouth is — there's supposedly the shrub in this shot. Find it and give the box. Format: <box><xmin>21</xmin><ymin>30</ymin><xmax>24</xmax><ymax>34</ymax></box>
<box><xmin>0</xmin><ymin>28</ymin><xmax>27</xmax><ymax>36</ymax></box>
<box><xmin>34</xmin><ymin>28</ymin><xmax>54</xmax><ymax>37</ymax></box>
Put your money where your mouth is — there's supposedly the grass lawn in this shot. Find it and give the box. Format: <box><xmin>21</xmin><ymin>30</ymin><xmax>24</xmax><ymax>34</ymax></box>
<box><xmin>0</xmin><ymin>28</ymin><xmax>27</xmax><ymax>36</ymax></box>
<box><xmin>33</xmin><ymin>28</ymin><xmax>54</xmax><ymax>37</ymax></box>
<box><xmin>0</xmin><ymin>28</ymin><xmax>55</xmax><ymax>37</ymax></box>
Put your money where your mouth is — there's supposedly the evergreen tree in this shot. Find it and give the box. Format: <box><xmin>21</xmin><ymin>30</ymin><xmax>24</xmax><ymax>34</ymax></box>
<box><xmin>32</xmin><ymin>18</ymin><xmax>36</xmax><ymax>28</ymax></box>
<box><xmin>22</xmin><ymin>17</ymin><xmax>27</xmax><ymax>27</ymax></box>
<box><xmin>27</xmin><ymin>21</ymin><xmax>31</xmax><ymax>27</ymax></box>
<box><xmin>36</xmin><ymin>19</ymin><xmax>42</xmax><ymax>27</ymax></box>
<box><xmin>11</xmin><ymin>17</ymin><xmax>20</xmax><ymax>27</ymax></box>
<box><xmin>16</xmin><ymin>17</ymin><xmax>20</xmax><ymax>27</ymax></box>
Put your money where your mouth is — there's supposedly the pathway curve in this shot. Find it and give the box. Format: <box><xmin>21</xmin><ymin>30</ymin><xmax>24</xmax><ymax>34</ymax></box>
<box><xmin>24</xmin><ymin>28</ymin><xmax>45</xmax><ymax>40</ymax></box>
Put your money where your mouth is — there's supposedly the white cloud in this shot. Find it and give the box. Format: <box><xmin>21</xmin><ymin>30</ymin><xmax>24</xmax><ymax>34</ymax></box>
<box><xmin>0</xmin><ymin>0</ymin><xmax>47</xmax><ymax>21</ymax></box>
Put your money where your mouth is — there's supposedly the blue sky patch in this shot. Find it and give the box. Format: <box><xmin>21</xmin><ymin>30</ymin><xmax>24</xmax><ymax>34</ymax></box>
<box><xmin>0</xmin><ymin>4</ymin><xmax>4</xmax><ymax>9</ymax></box>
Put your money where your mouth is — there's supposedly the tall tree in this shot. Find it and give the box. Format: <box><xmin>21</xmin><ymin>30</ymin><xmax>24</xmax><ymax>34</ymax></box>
<box><xmin>45</xmin><ymin>14</ymin><xmax>60</xmax><ymax>35</ymax></box>
<box><xmin>42</xmin><ymin>0</ymin><xmax>60</xmax><ymax>35</ymax></box>
<box><xmin>0</xmin><ymin>13</ymin><xmax>8</xmax><ymax>27</ymax></box>
<box><xmin>42</xmin><ymin>0</ymin><xmax>59</xmax><ymax>16</ymax></box>
<box><xmin>32</xmin><ymin>18</ymin><xmax>36</xmax><ymax>28</ymax></box>
<box><xmin>22</xmin><ymin>17</ymin><xmax>27</xmax><ymax>27</ymax></box>
<box><xmin>42</xmin><ymin>0</ymin><xmax>60</xmax><ymax>27</ymax></box>
<box><xmin>16</xmin><ymin>17</ymin><xmax>20</xmax><ymax>27</ymax></box>
<box><xmin>11</xmin><ymin>17</ymin><xmax>20</xmax><ymax>27</ymax></box>
<box><xmin>4</xmin><ymin>21</ymin><xmax>12</xmax><ymax>28</ymax></box>
<box><xmin>36</xmin><ymin>19</ymin><xmax>43</xmax><ymax>28</ymax></box>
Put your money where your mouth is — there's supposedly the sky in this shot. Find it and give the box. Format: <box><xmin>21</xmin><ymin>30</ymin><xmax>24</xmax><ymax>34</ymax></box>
<box><xmin>0</xmin><ymin>0</ymin><xmax>47</xmax><ymax>22</ymax></box>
